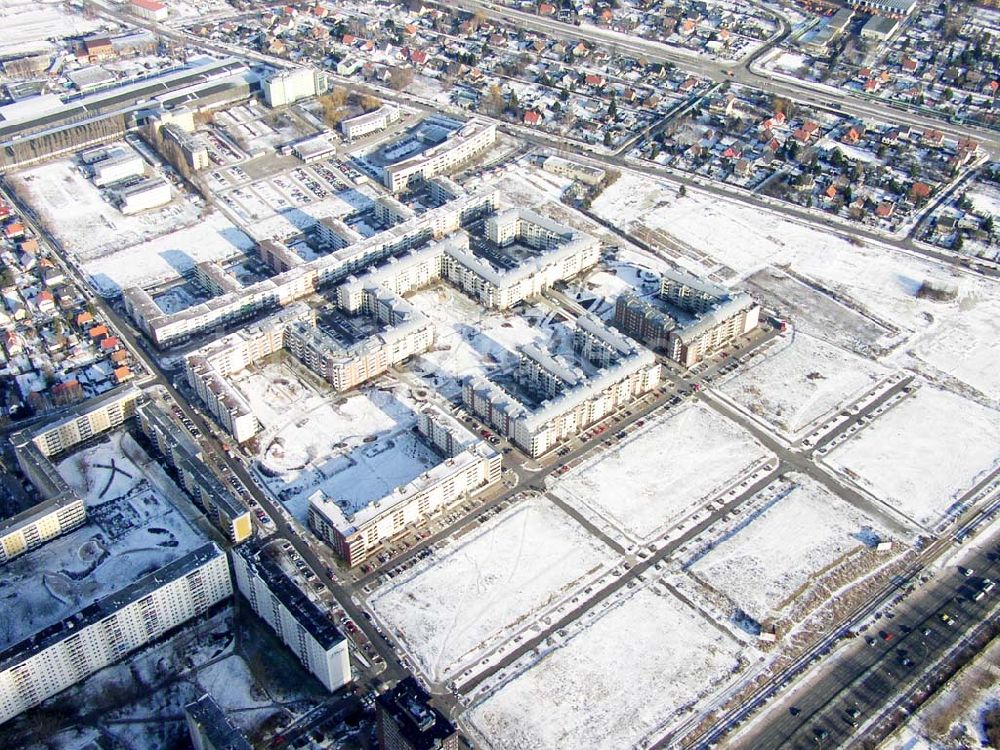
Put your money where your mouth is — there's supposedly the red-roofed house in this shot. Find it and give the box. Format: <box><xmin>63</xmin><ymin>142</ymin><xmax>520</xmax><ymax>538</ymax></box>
<box><xmin>114</xmin><ymin>366</ymin><xmax>133</xmax><ymax>384</ymax></box>
<box><xmin>876</xmin><ymin>201</ymin><xmax>895</xmax><ymax>218</ymax></box>
<box><xmin>523</xmin><ymin>110</ymin><xmax>542</xmax><ymax>125</ymax></box>
<box><xmin>538</xmin><ymin>2</ymin><xmax>556</xmax><ymax>15</ymax></box>
<box><xmin>910</xmin><ymin>182</ymin><xmax>932</xmax><ymax>200</ymax></box>
<box><xmin>100</xmin><ymin>336</ymin><xmax>120</xmax><ymax>351</ymax></box>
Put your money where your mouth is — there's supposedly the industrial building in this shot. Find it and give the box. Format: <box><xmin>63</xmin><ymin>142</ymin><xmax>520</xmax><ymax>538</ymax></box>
<box><xmin>115</xmin><ymin>177</ymin><xmax>172</xmax><ymax>214</ymax></box>
<box><xmin>0</xmin><ymin>543</ymin><xmax>231</xmax><ymax>724</ymax></box>
<box><xmin>309</xmin><ymin>406</ymin><xmax>501</xmax><ymax>567</ymax></box>
<box><xmin>230</xmin><ymin>541</ymin><xmax>352</xmax><ymax>692</ymax></box>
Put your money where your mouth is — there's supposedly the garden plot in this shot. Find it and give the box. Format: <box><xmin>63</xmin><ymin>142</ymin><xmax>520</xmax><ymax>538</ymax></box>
<box><xmin>824</xmin><ymin>387</ymin><xmax>1000</xmax><ymax>529</ymax></box>
<box><xmin>369</xmin><ymin>495</ymin><xmax>615</xmax><ymax>684</ymax></box>
<box><xmin>689</xmin><ymin>473</ymin><xmax>889</xmax><ymax>623</ymax></box>
<box><xmin>464</xmin><ymin>585</ymin><xmax>742</xmax><ymax>750</ymax></box>
<box><xmin>11</xmin><ymin>159</ymin><xmax>201</xmax><ymax>261</ymax></box>
<box><xmin>717</xmin><ymin>330</ymin><xmax>892</xmax><ymax>439</ymax></box>
<box><xmin>0</xmin><ymin>433</ymin><xmax>204</xmax><ymax>649</ymax></box>
<box><xmin>406</xmin><ymin>285</ymin><xmax>567</xmax><ymax>398</ymax></box>
<box><xmin>552</xmin><ymin>401</ymin><xmax>772</xmax><ymax>545</ymax></box>
<box><xmin>82</xmin><ymin>211</ymin><xmax>254</xmax><ymax>295</ymax></box>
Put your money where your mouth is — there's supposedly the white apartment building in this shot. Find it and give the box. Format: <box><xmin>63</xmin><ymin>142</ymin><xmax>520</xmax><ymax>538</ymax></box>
<box><xmin>309</xmin><ymin>407</ymin><xmax>501</xmax><ymax>566</ymax></box>
<box><xmin>341</xmin><ymin>105</ymin><xmax>400</xmax><ymax>141</ymax></box>
<box><xmin>463</xmin><ymin>314</ymin><xmax>660</xmax><ymax>457</ymax></box>
<box><xmin>0</xmin><ymin>543</ymin><xmax>231</xmax><ymax>724</ymax></box>
<box><xmin>383</xmin><ymin>119</ymin><xmax>496</xmax><ymax>193</ymax></box>
<box><xmin>262</xmin><ymin>67</ymin><xmax>323</xmax><ymax>107</ymax></box>
<box><xmin>123</xmin><ymin>187</ymin><xmax>499</xmax><ymax>347</ymax></box>
<box><xmin>129</xmin><ymin>0</ymin><xmax>169</xmax><ymax>22</ymax></box>
<box><xmin>620</xmin><ymin>268</ymin><xmax>761</xmax><ymax>367</ymax></box>
<box><xmin>0</xmin><ymin>493</ymin><xmax>85</xmax><ymax>565</ymax></box>
<box><xmin>25</xmin><ymin>384</ymin><xmax>141</xmax><ymax>457</ymax></box>
<box><xmin>231</xmin><ymin>542</ymin><xmax>351</xmax><ymax>692</ymax></box>
<box><xmin>186</xmin><ymin>304</ymin><xmax>312</xmax><ymax>444</ymax></box>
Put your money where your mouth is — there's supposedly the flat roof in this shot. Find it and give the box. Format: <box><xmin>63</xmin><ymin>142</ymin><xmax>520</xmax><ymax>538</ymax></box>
<box><xmin>376</xmin><ymin>677</ymin><xmax>456</xmax><ymax>750</ymax></box>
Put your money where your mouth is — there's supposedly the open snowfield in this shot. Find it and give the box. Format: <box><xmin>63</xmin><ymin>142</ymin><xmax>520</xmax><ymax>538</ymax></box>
<box><xmin>406</xmin><ymin>285</ymin><xmax>568</xmax><ymax>398</ymax></box>
<box><xmin>717</xmin><ymin>331</ymin><xmax>892</xmax><ymax>438</ymax></box>
<box><xmin>464</xmin><ymin>586</ymin><xmax>742</xmax><ymax>750</ymax></box>
<box><xmin>689</xmin><ymin>474</ymin><xmax>888</xmax><ymax>622</ymax></box>
<box><xmin>369</xmin><ymin>495</ymin><xmax>614</xmax><ymax>683</ymax></box>
<box><xmin>0</xmin><ymin>433</ymin><xmax>204</xmax><ymax>649</ymax></box>
<box><xmin>552</xmin><ymin>401</ymin><xmax>772</xmax><ymax>544</ymax></box>
<box><xmin>591</xmin><ymin>172</ymin><xmax>999</xmax><ymax>355</ymax></box>
<box><xmin>0</xmin><ymin>1</ymin><xmax>103</xmax><ymax>56</ymax></box>
<box><xmin>825</xmin><ymin>387</ymin><xmax>1000</xmax><ymax>528</ymax></box>
<box><xmin>84</xmin><ymin>211</ymin><xmax>254</xmax><ymax>295</ymax></box>
<box><xmin>12</xmin><ymin>159</ymin><xmax>199</xmax><ymax>260</ymax></box>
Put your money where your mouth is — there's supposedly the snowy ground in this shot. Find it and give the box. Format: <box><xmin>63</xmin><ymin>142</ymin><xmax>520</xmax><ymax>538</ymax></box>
<box><xmin>236</xmin><ymin>359</ymin><xmax>422</xmax><ymax>521</ymax></box>
<box><xmin>825</xmin><ymin>386</ymin><xmax>1000</xmax><ymax>529</ymax></box>
<box><xmin>464</xmin><ymin>584</ymin><xmax>742</xmax><ymax>750</ymax></box>
<box><xmin>83</xmin><ymin>211</ymin><xmax>254</xmax><ymax>295</ymax></box>
<box><xmin>552</xmin><ymin>401</ymin><xmax>772</xmax><ymax>545</ymax></box>
<box><xmin>0</xmin><ymin>1</ymin><xmax>103</xmax><ymax>56</ymax></box>
<box><xmin>406</xmin><ymin>284</ymin><xmax>571</xmax><ymax>399</ymax></box>
<box><xmin>0</xmin><ymin>433</ymin><xmax>204</xmax><ymax>649</ymax></box>
<box><xmin>11</xmin><ymin>159</ymin><xmax>199</xmax><ymax>260</ymax></box>
<box><xmin>369</xmin><ymin>495</ymin><xmax>615</xmax><ymax>684</ymax></box>
<box><xmin>689</xmin><ymin>473</ymin><xmax>889</xmax><ymax>622</ymax></box>
<box><xmin>716</xmin><ymin>330</ymin><xmax>893</xmax><ymax>439</ymax></box>
<box><xmin>591</xmin><ymin>171</ymin><xmax>1000</xmax><ymax>366</ymax></box>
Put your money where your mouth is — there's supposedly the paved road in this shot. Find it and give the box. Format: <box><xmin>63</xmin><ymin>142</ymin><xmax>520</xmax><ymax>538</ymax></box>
<box><xmin>732</xmin><ymin>542</ymin><xmax>1000</xmax><ymax>750</ymax></box>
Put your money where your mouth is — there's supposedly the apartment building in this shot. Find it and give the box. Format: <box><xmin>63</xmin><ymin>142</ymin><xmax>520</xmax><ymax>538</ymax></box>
<box><xmin>341</xmin><ymin>105</ymin><xmax>400</xmax><ymax>141</ymax></box>
<box><xmin>262</xmin><ymin>66</ymin><xmax>325</xmax><ymax>107</ymax></box>
<box><xmin>315</xmin><ymin>217</ymin><xmax>363</xmax><ymax>250</ymax></box>
<box><xmin>185</xmin><ymin>303</ymin><xmax>312</xmax><ymax>443</ymax></box>
<box><xmin>615</xmin><ymin>269</ymin><xmax>760</xmax><ymax>366</ymax></box>
<box><xmin>185</xmin><ymin>694</ymin><xmax>253</xmax><ymax>750</ymax></box>
<box><xmin>309</xmin><ymin>407</ymin><xmax>501</xmax><ymax>566</ymax></box>
<box><xmin>129</xmin><ymin>0</ymin><xmax>169</xmax><ymax>21</ymax></box>
<box><xmin>26</xmin><ymin>384</ymin><xmax>141</xmax><ymax>457</ymax></box>
<box><xmin>137</xmin><ymin>396</ymin><xmax>253</xmax><ymax>543</ymax></box>
<box><xmin>376</xmin><ymin>677</ymin><xmax>458</xmax><ymax>750</ymax></box>
<box><xmin>0</xmin><ymin>543</ymin><xmax>231</xmax><ymax>724</ymax></box>
<box><xmin>383</xmin><ymin>119</ymin><xmax>496</xmax><ymax>193</ymax></box>
<box><xmin>230</xmin><ymin>541</ymin><xmax>351</xmax><ymax>692</ymax></box>
<box><xmin>123</xmin><ymin>187</ymin><xmax>499</xmax><ymax>347</ymax></box>
<box><xmin>464</xmin><ymin>314</ymin><xmax>660</xmax><ymax>457</ymax></box>
<box><xmin>849</xmin><ymin>0</ymin><xmax>916</xmax><ymax>17</ymax></box>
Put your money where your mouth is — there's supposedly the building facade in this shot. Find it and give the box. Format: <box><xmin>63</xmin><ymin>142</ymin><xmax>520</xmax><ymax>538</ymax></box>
<box><xmin>230</xmin><ymin>541</ymin><xmax>351</xmax><ymax>692</ymax></box>
<box><xmin>384</xmin><ymin>119</ymin><xmax>496</xmax><ymax>193</ymax></box>
<box><xmin>376</xmin><ymin>678</ymin><xmax>458</xmax><ymax>750</ymax></box>
<box><xmin>0</xmin><ymin>544</ymin><xmax>231</xmax><ymax>724</ymax></box>
<box><xmin>341</xmin><ymin>105</ymin><xmax>400</xmax><ymax>141</ymax></box>
<box><xmin>309</xmin><ymin>407</ymin><xmax>501</xmax><ymax>566</ymax></box>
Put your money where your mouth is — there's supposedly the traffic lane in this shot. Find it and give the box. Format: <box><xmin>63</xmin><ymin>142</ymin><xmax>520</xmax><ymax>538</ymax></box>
<box><xmin>734</xmin><ymin>546</ymin><xmax>1000</xmax><ymax>749</ymax></box>
<box><xmin>777</xmin><ymin>552</ymin><xmax>1000</xmax><ymax>748</ymax></box>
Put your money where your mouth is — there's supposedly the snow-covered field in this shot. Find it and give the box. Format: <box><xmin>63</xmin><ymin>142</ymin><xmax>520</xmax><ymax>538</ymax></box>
<box><xmin>0</xmin><ymin>1</ymin><xmax>103</xmax><ymax>56</ymax></box>
<box><xmin>84</xmin><ymin>211</ymin><xmax>254</xmax><ymax>295</ymax></box>
<box><xmin>12</xmin><ymin>159</ymin><xmax>199</xmax><ymax>260</ymax></box>
<box><xmin>591</xmin><ymin>171</ymin><xmax>1000</xmax><ymax>360</ymax></box>
<box><xmin>825</xmin><ymin>387</ymin><xmax>1000</xmax><ymax>528</ymax></box>
<box><xmin>689</xmin><ymin>474</ymin><xmax>888</xmax><ymax>622</ymax></box>
<box><xmin>236</xmin><ymin>360</ymin><xmax>422</xmax><ymax>521</ymax></box>
<box><xmin>369</xmin><ymin>495</ymin><xmax>614</xmax><ymax>683</ymax></box>
<box><xmin>552</xmin><ymin>401</ymin><xmax>772</xmax><ymax>544</ymax></box>
<box><xmin>407</xmin><ymin>285</ymin><xmax>569</xmax><ymax>398</ymax></box>
<box><xmin>717</xmin><ymin>331</ymin><xmax>892</xmax><ymax>439</ymax></box>
<box><xmin>0</xmin><ymin>433</ymin><xmax>204</xmax><ymax>649</ymax></box>
<box><xmin>464</xmin><ymin>585</ymin><xmax>742</xmax><ymax>750</ymax></box>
